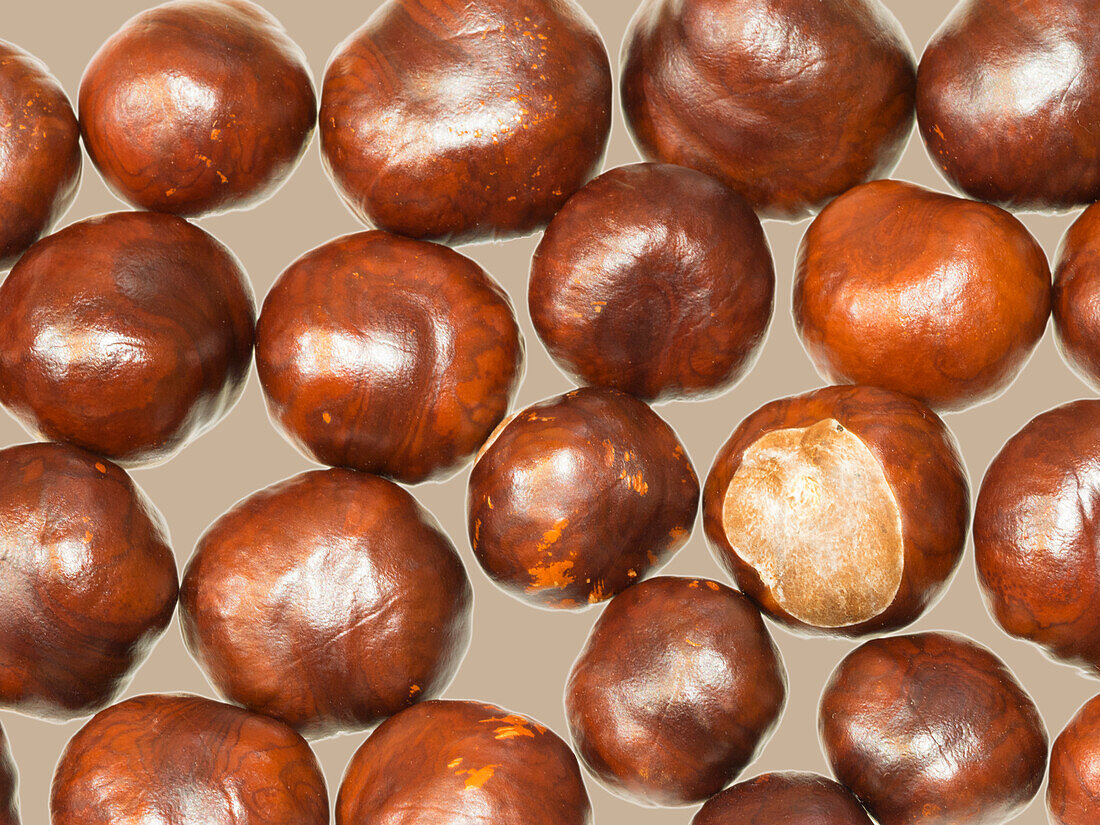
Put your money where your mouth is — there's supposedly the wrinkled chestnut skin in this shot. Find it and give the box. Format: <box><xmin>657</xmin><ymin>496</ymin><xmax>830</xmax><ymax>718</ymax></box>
<box><xmin>467</xmin><ymin>387</ymin><xmax>699</xmax><ymax>610</ymax></box>
<box><xmin>1049</xmin><ymin>694</ymin><xmax>1100</xmax><ymax>825</ymax></box>
<box><xmin>1055</xmin><ymin>203</ymin><xmax>1100</xmax><ymax>390</ymax></box>
<box><xmin>320</xmin><ymin>0</ymin><xmax>612</xmax><ymax>244</ymax></box>
<box><xmin>565</xmin><ymin>576</ymin><xmax>786</xmax><ymax>807</ymax></box>
<box><xmin>256</xmin><ymin>230</ymin><xmax>523</xmax><ymax>485</ymax></box>
<box><xmin>529</xmin><ymin>163</ymin><xmax>775</xmax><ymax>403</ymax></box>
<box><xmin>794</xmin><ymin>180</ymin><xmax>1051</xmax><ymax>412</ymax></box>
<box><xmin>180</xmin><ymin>468</ymin><xmax>473</xmax><ymax>740</ymax></box>
<box><xmin>0</xmin><ymin>41</ymin><xmax>81</xmax><ymax>271</ymax></box>
<box><xmin>50</xmin><ymin>694</ymin><xmax>328</xmax><ymax>825</ymax></box>
<box><xmin>0</xmin><ymin>725</ymin><xmax>18</xmax><ymax>825</ymax></box>
<box><xmin>0</xmin><ymin>211</ymin><xmax>255</xmax><ymax>467</ymax></box>
<box><xmin>820</xmin><ymin>632</ymin><xmax>1048</xmax><ymax>825</ymax></box>
<box><xmin>79</xmin><ymin>0</ymin><xmax>316</xmax><ymax>217</ymax></box>
<box><xmin>621</xmin><ymin>0</ymin><xmax>915</xmax><ymax>220</ymax></box>
<box><xmin>704</xmin><ymin>385</ymin><xmax>969</xmax><ymax>637</ymax></box>
<box><xmin>336</xmin><ymin>700</ymin><xmax>590</xmax><ymax>825</ymax></box>
<box><xmin>917</xmin><ymin>0</ymin><xmax>1100</xmax><ymax>212</ymax></box>
<box><xmin>692</xmin><ymin>772</ymin><xmax>874</xmax><ymax>825</ymax></box>
<box><xmin>0</xmin><ymin>443</ymin><xmax>177</xmax><ymax>721</ymax></box>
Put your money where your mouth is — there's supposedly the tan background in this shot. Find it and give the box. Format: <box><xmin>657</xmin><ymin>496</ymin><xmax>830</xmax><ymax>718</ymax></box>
<box><xmin>1</xmin><ymin>1</ymin><xmax>1093</xmax><ymax>822</ymax></box>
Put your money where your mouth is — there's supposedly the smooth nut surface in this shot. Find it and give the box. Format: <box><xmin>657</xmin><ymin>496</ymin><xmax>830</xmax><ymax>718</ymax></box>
<box><xmin>1049</xmin><ymin>693</ymin><xmax>1100</xmax><ymax>825</ymax></box>
<box><xmin>1054</xmin><ymin>203</ymin><xmax>1100</xmax><ymax>390</ymax></box>
<box><xmin>692</xmin><ymin>772</ymin><xmax>874</xmax><ymax>825</ymax></box>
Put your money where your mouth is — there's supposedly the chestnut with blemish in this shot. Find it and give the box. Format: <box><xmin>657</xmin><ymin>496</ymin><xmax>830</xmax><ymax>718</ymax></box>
<box><xmin>692</xmin><ymin>772</ymin><xmax>874</xmax><ymax>825</ymax></box>
<box><xmin>820</xmin><ymin>632</ymin><xmax>1048</xmax><ymax>825</ymax></box>
<box><xmin>1049</xmin><ymin>693</ymin><xmax>1100</xmax><ymax>825</ymax></box>
<box><xmin>0</xmin><ymin>724</ymin><xmax>18</xmax><ymax>825</ymax></box>
<box><xmin>336</xmin><ymin>700</ymin><xmax>590</xmax><ymax>825</ymax></box>
<box><xmin>467</xmin><ymin>387</ymin><xmax>699</xmax><ymax>610</ymax></box>
<box><xmin>703</xmin><ymin>385</ymin><xmax>969</xmax><ymax>637</ymax></box>
<box><xmin>565</xmin><ymin>576</ymin><xmax>786</xmax><ymax>807</ymax></box>
<box><xmin>1054</xmin><ymin>203</ymin><xmax>1100</xmax><ymax>390</ymax></box>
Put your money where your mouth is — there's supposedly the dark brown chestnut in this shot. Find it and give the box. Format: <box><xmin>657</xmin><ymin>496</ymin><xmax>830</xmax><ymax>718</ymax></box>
<box><xmin>255</xmin><ymin>229</ymin><xmax>523</xmax><ymax>484</ymax></box>
<box><xmin>564</xmin><ymin>576</ymin><xmax>786</xmax><ymax>807</ymax></box>
<box><xmin>180</xmin><ymin>468</ymin><xmax>473</xmax><ymax>740</ymax></box>
<box><xmin>1054</xmin><ymin>202</ymin><xmax>1100</xmax><ymax>390</ymax></box>
<box><xmin>0</xmin><ymin>211</ymin><xmax>255</xmax><ymax>466</ymax></box>
<box><xmin>320</xmin><ymin>0</ymin><xmax>612</xmax><ymax>244</ymax></box>
<box><xmin>79</xmin><ymin>0</ymin><xmax>316</xmax><ymax>217</ymax></box>
<box><xmin>0</xmin><ymin>442</ymin><xmax>177</xmax><ymax>721</ymax></box>
<box><xmin>0</xmin><ymin>724</ymin><xmax>17</xmax><ymax>825</ymax></box>
<box><xmin>336</xmin><ymin>700</ymin><xmax>590</xmax><ymax>825</ymax></box>
<box><xmin>793</xmin><ymin>179</ymin><xmax>1051</xmax><ymax>412</ymax></box>
<box><xmin>692</xmin><ymin>772</ymin><xmax>874</xmax><ymax>825</ymax></box>
<box><xmin>917</xmin><ymin>0</ymin><xmax>1100</xmax><ymax>212</ymax></box>
<box><xmin>1049</xmin><ymin>693</ymin><xmax>1100</xmax><ymax>825</ymax></box>
<box><xmin>819</xmin><ymin>632</ymin><xmax>1048</xmax><ymax>825</ymax></box>
<box><xmin>703</xmin><ymin>385</ymin><xmax>969</xmax><ymax>637</ymax></box>
<box><xmin>50</xmin><ymin>693</ymin><xmax>328</xmax><ymax>825</ymax></box>
<box><xmin>467</xmin><ymin>387</ymin><xmax>698</xmax><ymax>610</ymax></box>
<box><xmin>528</xmin><ymin>163</ymin><xmax>775</xmax><ymax>403</ymax></box>
<box><xmin>0</xmin><ymin>40</ymin><xmax>80</xmax><ymax>271</ymax></box>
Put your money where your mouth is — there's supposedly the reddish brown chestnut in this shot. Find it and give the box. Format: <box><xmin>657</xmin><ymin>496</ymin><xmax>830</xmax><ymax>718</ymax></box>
<box><xmin>564</xmin><ymin>576</ymin><xmax>786</xmax><ymax>807</ymax></box>
<box><xmin>0</xmin><ymin>724</ymin><xmax>17</xmax><ymax>825</ymax></box>
<box><xmin>0</xmin><ymin>211</ymin><xmax>255</xmax><ymax>466</ymax></box>
<box><xmin>320</xmin><ymin>0</ymin><xmax>612</xmax><ymax>244</ymax></box>
<box><xmin>180</xmin><ymin>468</ymin><xmax>473</xmax><ymax>740</ymax></box>
<box><xmin>79</xmin><ymin>0</ymin><xmax>316</xmax><ymax>217</ymax></box>
<box><xmin>692</xmin><ymin>772</ymin><xmax>874</xmax><ymax>825</ymax></box>
<box><xmin>0</xmin><ymin>442</ymin><xmax>177</xmax><ymax>721</ymax></box>
<box><xmin>336</xmin><ymin>700</ymin><xmax>590</xmax><ymax>825</ymax></box>
<box><xmin>1054</xmin><ymin>203</ymin><xmax>1100</xmax><ymax>390</ymax></box>
<box><xmin>819</xmin><ymin>632</ymin><xmax>1048</xmax><ymax>825</ymax></box>
<box><xmin>0</xmin><ymin>40</ymin><xmax>80</xmax><ymax>271</ymax></box>
<box><xmin>256</xmin><ymin>230</ymin><xmax>523</xmax><ymax>484</ymax></box>
<box><xmin>467</xmin><ymin>387</ymin><xmax>698</xmax><ymax>610</ymax></box>
<box><xmin>703</xmin><ymin>385</ymin><xmax>969</xmax><ymax>637</ymax></box>
<box><xmin>528</xmin><ymin>163</ymin><xmax>775</xmax><ymax>403</ymax></box>
<box><xmin>793</xmin><ymin>179</ymin><xmax>1051</xmax><ymax>412</ymax></box>
<box><xmin>917</xmin><ymin>0</ymin><xmax>1100</xmax><ymax>212</ymax></box>
<box><xmin>50</xmin><ymin>693</ymin><xmax>328</xmax><ymax>825</ymax></box>
<box><xmin>1049</xmin><ymin>693</ymin><xmax>1100</xmax><ymax>825</ymax></box>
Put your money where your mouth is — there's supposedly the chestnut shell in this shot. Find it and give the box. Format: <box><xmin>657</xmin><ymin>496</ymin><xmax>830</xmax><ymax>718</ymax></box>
<box><xmin>692</xmin><ymin>772</ymin><xmax>874</xmax><ymax>825</ymax></box>
<box><xmin>1054</xmin><ymin>202</ymin><xmax>1100</xmax><ymax>390</ymax></box>
<box><xmin>1049</xmin><ymin>693</ymin><xmax>1100</xmax><ymax>825</ymax></box>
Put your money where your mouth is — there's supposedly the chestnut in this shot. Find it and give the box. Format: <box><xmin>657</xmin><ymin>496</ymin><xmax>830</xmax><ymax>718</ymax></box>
<box><xmin>256</xmin><ymin>230</ymin><xmax>523</xmax><ymax>484</ymax></box>
<box><xmin>0</xmin><ymin>724</ymin><xmax>17</xmax><ymax>825</ymax></box>
<box><xmin>79</xmin><ymin>0</ymin><xmax>316</xmax><ymax>217</ymax></box>
<box><xmin>180</xmin><ymin>468</ymin><xmax>473</xmax><ymax>740</ymax></box>
<box><xmin>1054</xmin><ymin>202</ymin><xmax>1100</xmax><ymax>390</ymax></box>
<box><xmin>0</xmin><ymin>211</ymin><xmax>255</xmax><ymax>467</ymax></box>
<box><xmin>917</xmin><ymin>0</ymin><xmax>1100</xmax><ymax>212</ymax></box>
<box><xmin>528</xmin><ymin>163</ymin><xmax>775</xmax><ymax>403</ymax></box>
<box><xmin>564</xmin><ymin>576</ymin><xmax>786</xmax><ymax>807</ymax></box>
<box><xmin>793</xmin><ymin>179</ymin><xmax>1051</xmax><ymax>412</ymax></box>
<box><xmin>0</xmin><ymin>442</ymin><xmax>177</xmax><ymax>721</ymax></box>
<box><xmin>692</xmin><ymin>772</ymin><xmax>874</xmax><ymax>825</ymax></box>
<box><xmin>0</xmin><ymin>40</ymin><xmax>80</xmax><ymax>271</ymax></box>
<box><xmin>336</xmin><ymin>700</ymin><xmax>590</xmax><ymax>825</ymax></box>
<box><xmin>50</xmin><ymin>693</ymin><xmax>328</xmax><ymax>825</ymax></box>
<box><xmin>1049</xmin><ymin>693</ymin><xmax>1100</xmax><ymax>825</ymax></box>
<box><xmin>819</xmin><ymin>632</ymin><xmax>1048</xmax><ymax>825</ymax></box>
<box><xmin>320</xmin><ymin>0</ymin><xmax>612</xmax><ymax>244</ymax></box>
<box><xmin>620</xmin><ymin>0</ymin><xmax>915</xmax><ymax>220</ymax></box>
<box><xmin>467</xmin><ymin>387</ymin><xmax>698</xmax><ymax>610</ymax></box>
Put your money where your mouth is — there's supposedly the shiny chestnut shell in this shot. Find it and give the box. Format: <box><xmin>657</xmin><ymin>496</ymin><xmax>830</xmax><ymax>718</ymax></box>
<box><xmin>692</xmin><ymin>772</ymin><xmax>874</xmax><ymax>825</ymax></box>
<box><xmin>1054</xmin><ymin>202</ymin><xmax>1100</xmax><ymax>390</ymax></box>
<box><xmin>1049</xmin><ymin>693</ymin><xmax>1100</xmax><ymax>825</ymax></box>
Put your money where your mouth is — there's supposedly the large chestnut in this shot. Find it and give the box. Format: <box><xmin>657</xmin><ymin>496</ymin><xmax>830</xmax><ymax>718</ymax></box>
<box><xmin>1054</xmin><ymin>202</ymin><xmax>1100</xmax><ymax>390</ymax></box>
<box><xmin>0</xmin><ymin>442</ymin><xmax>177</xmax><ymax>721</ymax></box>
<box><xmin>793</xmin><ymin>179</ymin><xmax>1051</xmax><ymax>412</ymax></box>
<box><xmin>819</xmin><ymin>632</ymin><xmax>1048</xmax><ymax>825</ymax></box>
<box><xmin>917</xmin><ymin>0</ymin><xmax>1100</xmax><ymax>212</ymax></box>
<box><xmin>621</xmin><ymin>0</ymin><xmax>915</xmax><ymax>220</ymax></box>
<box><xmin>692</xmin><ymin>772</ymin><xmax>874</xmax><ymax>825</ymax></box>
<box><xmin>50</xmin><ymin>693</ymin><xmax>328</xmax><ymax>825</ymax></box>
<box><xmin>1049</xmin><ymin>693</ymin><xmax>1100</xmax><ymax>825</ymax></box>
<box><xmin>256</xmin><ymin>229</ymin><xmax>523</xmax><ymax>484</ymax></box>
<box><xmin>180</xmin><ymin>468</ymin><xmax>473</xmax><ymax>740</ymax></box>
<box><xmin>336</xmin><ymin>700</ymin><xmax>590</xmax><ymax>825</ymax></box>
<box><xmin>79</xmin><ymin>0</ymin><xmax>316</xmax><ymax>217</ymax></box>
<box><xmin>564</xmin><ymin>576</ymin><xmax>786</xmax><ymax>807</ymax></box>
<box><xmin>528</xmin><ymin>163</ymin><xmax>775</xmax><ymax>403</ymax></box>
<box><xmin>0</xmin><ymin>724</ymin><xmax>17</xmax><ymax>825</ymax></box>
<box><xmin>321</xmin><ymin>0</ymin><xmax>612</xmax><ymax>244</ymax></box>
<box><xmin>703</xmin><ymin>385</ymin><xmax>969</xmax><ymax>636</ymax></box>
<box><xmin>0</xmin><ymin>40</ymin><xmax>80</xmax><ymax>271</ymax></box>
<box><xmin>467</xmin><ymin>387</ymin><xmax>699</xmax><ymax>610</ymax></box>
<box><xmin>0</xmin><ymin>211</ymin><xmax>255</xmax><ymax>466</ymax></box>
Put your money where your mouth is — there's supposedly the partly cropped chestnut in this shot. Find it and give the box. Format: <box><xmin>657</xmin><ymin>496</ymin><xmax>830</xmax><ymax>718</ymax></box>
<box><xmin>1049</xmin><ymin>693</ymin><xmax>1100</xmax><ymax>825</ymax></box>
<box><xmin>1054</xmin><ymin>203</ymin><xmax>1100</xmax><ymax>390</ymax></box>
<box><xmin>692</xmin><ymin>772</ymin><xmax>874</xmax><ymax>825</ymax></box>
<box><xmin>0</xmin><ymin>724</ymin><xmax>17</xmax><ymax>825</ymax></box>
<box><xmin>703</xmin><ymin>385</ymin><xmax>969</xmax><ymax>636</ymax></box>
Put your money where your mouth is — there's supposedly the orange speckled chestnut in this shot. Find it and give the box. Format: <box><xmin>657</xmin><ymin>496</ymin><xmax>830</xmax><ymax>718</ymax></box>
<box><xmin>703</xmin><ymin>385</ymin><xmax>969</xmax><ymax>637</ymax></box>
<box><xmin>1049</xmin><ymin>693</ymin><xmax>1100</xmax><ymax>825</ymax></box>
<box><xmin>336</xmin><ymin>700</ymin><xmax>590</xmax><ymax>825</ymax></box>
<box><xmin>79</xmin><ymin>0</ymin><xmax>316</xmax><ymax>217</ymax></box>
<box><xmin>0</xmin><ymin>724</ymin><xmax>17</xmax><ymax>825</ymax></box>
<box><xmin>320</xmin><ymin>0</ymin><xmax>612</xmax><ymax>245</ymax></box>
<box><xmin>793</xmin><ymin>179</ymin><xmax>1051</xmax><ymax>412</ymax></box>
<box><xmin>692</xmin><ymin>773</ymin><xmax>874</xmax><ymax>825</ymax></box>
<box><xmin>1054</xmin><ymin>203</ymin><xmax>1100</xmax><ymax>390</ymax></box>
<box><xmin>467</xmin><ymin>387</ymin><xmax>699</xmax><ymax>610</ymax></box>
<box><xmin>256</xmin><ymin>230</ymin><xmax>523</xmax><ymax>485</ymax></box>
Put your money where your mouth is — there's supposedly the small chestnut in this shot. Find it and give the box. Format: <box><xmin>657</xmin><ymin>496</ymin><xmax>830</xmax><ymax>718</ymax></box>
<box><xmin>1054</xmin><ymin>202</ymin><xmax>1100</xmax><ymax>390</ymax></box>
<box><xmin>691</xmin><ymin>772</ymin><xmax>874</xmax><ymax>825</ymax></box>
<box><xmin>1049</xmin><ymin>693</ymin><xmax>1100</xmax><ymax>825</ymax></box>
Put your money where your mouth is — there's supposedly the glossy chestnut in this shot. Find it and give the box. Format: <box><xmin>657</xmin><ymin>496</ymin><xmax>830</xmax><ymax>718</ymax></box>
<box><xmin>0</xmin><ymin>724</ymin><xmax>17</xmax><ymax>825</ymax></box>
<box><xmin>79</xmin><ymin>0</ymin><xmax>316</xmax><ymax>217</ymax></box>
<box><xmin>793</xmin><ymin>179</ymin><xmax>1051</xmax><ymax>412</ymax></box>
<box><xmin>1049</xmin><ymin>693</ymin><xmax>1100</xmax><ymax>825</ymax></box>
<box><xmin>529</xmin><ymin>163</ymin><xmax>775</xmax><ymax>403</ymax></box>
<box><xmin>1054</xmin><ymin>203</ymin><xmax>1100</xmax><ymax>389</ymax></box>
<box><xmin>692</xmin><ymin>772</ymin><xmax>874</xmax><ymax>825</ymax></box>
<box><xmin>256</xmin><ymin>229</ymin><xmax>523</xmax><ymax>484</ymax></box>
